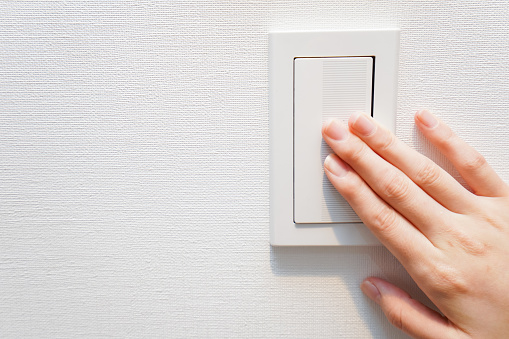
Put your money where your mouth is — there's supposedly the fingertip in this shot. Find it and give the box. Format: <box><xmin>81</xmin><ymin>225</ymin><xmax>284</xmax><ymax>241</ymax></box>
<box><xmin>348</xmin><ymin>112</ymin><xmax>362</xmax><ymax>126</ymax></box>
<box><xmin>349</xmin><ymin>112</ymin><xmax>376</xmax><ymax>137</ymax></box>
<box><xmin>322</xmin><ymin>118</ymin><xmax>334</xmax><ymax>135</ymax></box>
<box><xmin>361</xmin><ymin>279</ymin><xmax>381</xmax><ymax>304</ymax></box>
<box><xmin>415</xmin><ymin>109</ymin><xmax>439</xmax><ymax>129</ymax></box>
<box><xmin>322</xmin><ymin>118</ymin><xmax>349</xmax><ymax>141</ymax></box>
<box><xmin>414</xmin><ymin>109</ymin><xmax>429</xmax><ymax>119</ymax></box>
<box><xmin>324</xmin><ymin>153</ymin><xmax>349</xmax><ymax>178</ymax></box>
<box><xmin>365</xmin><ymin>277</ymin><xmax>458</xmax><ymax>338</ymax></box>
<box><xmin>364</xmin><ymin>277</ymin><xmax>412</xmax><ymax>300</ymax></box>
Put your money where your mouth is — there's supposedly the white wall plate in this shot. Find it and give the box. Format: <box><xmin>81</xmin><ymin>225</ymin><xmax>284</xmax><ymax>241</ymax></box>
<box><xmin>270</xmin><ymin>30</ymin><xmax>399</xmax><ymax>246</ymax></box>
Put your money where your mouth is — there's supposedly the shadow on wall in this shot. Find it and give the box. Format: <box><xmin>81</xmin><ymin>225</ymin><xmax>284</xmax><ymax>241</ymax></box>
<box><xmin>270</xmin><ymin>245</ymin><xmax>427</xmax><ymax>339</ymax></box>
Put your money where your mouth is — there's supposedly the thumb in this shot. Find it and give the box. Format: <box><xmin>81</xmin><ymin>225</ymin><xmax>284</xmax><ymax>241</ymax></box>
<box><xmin>361</xmin><ymin>277</ymin><xmax>466</xmax><ymax>339</ymax></box>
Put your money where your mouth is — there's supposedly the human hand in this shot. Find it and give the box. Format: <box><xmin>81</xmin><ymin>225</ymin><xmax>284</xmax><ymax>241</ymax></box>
<box><xmin>322</xmin><ymin>110</ymin><xmax>509</xmax><ymax>339</ymax></box>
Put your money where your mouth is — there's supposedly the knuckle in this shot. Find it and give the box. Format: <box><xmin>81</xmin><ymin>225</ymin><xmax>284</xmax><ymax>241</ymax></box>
<box><xmin>482</xmin><ymin>213</ymin><xmax>505</xmax><ymax>231</ymax></box>
<box><xmin>335</xmin><ymin>177</ymin><xmax>358</xmax><ymax>199</ymax></box>
<box><xmin>414</xmin><ymin>161</ymin><xmax>442</xmax><ymax>188</ymax></box>
<box><xmin>384</xmin><ymin>304</ymin><xmax>404</xmax><ymax>331</ymax></box>
<box><xmin>378</xmin><ymin>132</ymin><xmax>397</xmax><ymax>152</ymax></box>
<box><xmin>460</xmin><ymin>238</ymin><xmax>489</xmax><ymax>257</ymax></box>
<box><xmin>344</xmin><ymin>144</ymin><xmax>368</xmax><ymax>163</ymax></box>
<box><xmin>465</xmin><ymin>241</ymin><xmax>489</xmax><ymax>257</ymax></box>
<box><xmin>430</xmin><ymin>263</ymin><xmax>469</xmax><ymax>296</ymax></box>
<box><xmin>372</xmin><ymin>207</ymin><xmax>398</xmax><ymax>234</ymax></box>
<box><xmin>382</xmin><ymin>173</ymin><xmax>411</xmax><ymax>201</ymax></box>
<box><xmin>450</xmin><ymin>228</ymin><xmax>490</xmax><ymax>257</ymax></box>
<box><xmin>435</xmin><ymin>125</ymin><xmax>456</xmax><ymax>149</ymax></box>
<box><xmin>462</xmin><ymin>152</ymin><xmax>487</xmax><ymax>173</ymax></box>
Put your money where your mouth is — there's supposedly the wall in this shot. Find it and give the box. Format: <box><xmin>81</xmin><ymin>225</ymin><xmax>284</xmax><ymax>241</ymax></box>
<box><xmin>2</xmin><ymin>1</ymin><xmax>509</xmax><ymax>338</ymax></box>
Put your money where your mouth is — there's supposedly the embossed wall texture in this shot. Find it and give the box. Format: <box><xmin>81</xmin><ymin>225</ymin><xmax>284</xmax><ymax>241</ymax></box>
<box><xmin>2</xmin><ymin>1</ymin><xmax>509</xmax><ymax>338</ymax></box>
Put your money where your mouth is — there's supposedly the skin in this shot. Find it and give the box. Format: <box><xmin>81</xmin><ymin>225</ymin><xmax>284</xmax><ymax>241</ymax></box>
<box><xmin>322</xmin><ymin>110</ymin><xmax>509</xmax><ymax>339</ymax></box>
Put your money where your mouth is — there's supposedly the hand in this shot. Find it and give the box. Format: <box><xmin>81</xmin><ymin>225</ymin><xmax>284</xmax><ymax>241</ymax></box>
<box><xmin>322</xmin><ymin>110</ymin><xmax>509</xmax><ymax>339</ymax></box>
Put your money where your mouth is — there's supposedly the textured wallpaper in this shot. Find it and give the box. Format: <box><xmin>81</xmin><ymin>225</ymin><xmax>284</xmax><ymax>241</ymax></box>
<box><xmin>2</xmin><ymin>1</ymin><xmax>509</xmax><ymax>338</ymax></box>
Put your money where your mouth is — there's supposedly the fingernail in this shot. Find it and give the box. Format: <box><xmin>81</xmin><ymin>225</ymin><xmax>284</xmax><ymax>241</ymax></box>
<box><xmin>351</xmin><ymin>112</ymin><xmax>376</xmax><ymax>136</ymax></box>
<box><xmin>323</xmin><ymin>119</ymin><xmax>349</xmax><ymax>141</ymax></box>
<box><xmin>361</xmin><ymin>280</ymin><xmax>381</xmax><ymax>303</ymax></box>
<box><xmin>416</xmin><ymin>110</ymin><xmax>438</xmax><ymax>129</ymax></box>
<box><xmin>324</xmin><ymin>154</ymin><xmax>348</xmax><ymax>178</ymax></box>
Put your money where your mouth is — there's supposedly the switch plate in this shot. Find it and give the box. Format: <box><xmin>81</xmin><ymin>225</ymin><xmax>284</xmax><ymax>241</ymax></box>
<box><xmin>270</xmin><ymin>30</ymin><xmax>399</xmax><ymax>246</ymax></box>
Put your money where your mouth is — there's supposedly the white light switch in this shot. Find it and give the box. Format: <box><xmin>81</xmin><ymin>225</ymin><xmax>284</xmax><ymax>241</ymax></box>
<box><xmin>270</xmin><ymin>30</ymin><xmax>399</xmax><ymax>246</ymax></box>
<box><xmin>294</xmin><ymin>57</ymin><xmax>373</xmax><ymax>224</ymax></box>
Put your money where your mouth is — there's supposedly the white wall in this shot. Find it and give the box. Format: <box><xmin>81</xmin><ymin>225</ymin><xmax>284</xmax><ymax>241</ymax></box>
<box><xmin>2</xmin><ymin>1</ymin><xmax>509</xmax><ymax>338</ymax></box>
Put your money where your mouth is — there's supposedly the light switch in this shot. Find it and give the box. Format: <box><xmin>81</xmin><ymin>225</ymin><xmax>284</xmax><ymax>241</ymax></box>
<box><xmin>270</xmin><ymin>30</ymin><xmax>399</xmax><ymax>246</ymax></box>
<box><xmin>294</xmin><ymin>57</ymin><xmax>373</xmax><ymax>224</ymax></box>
